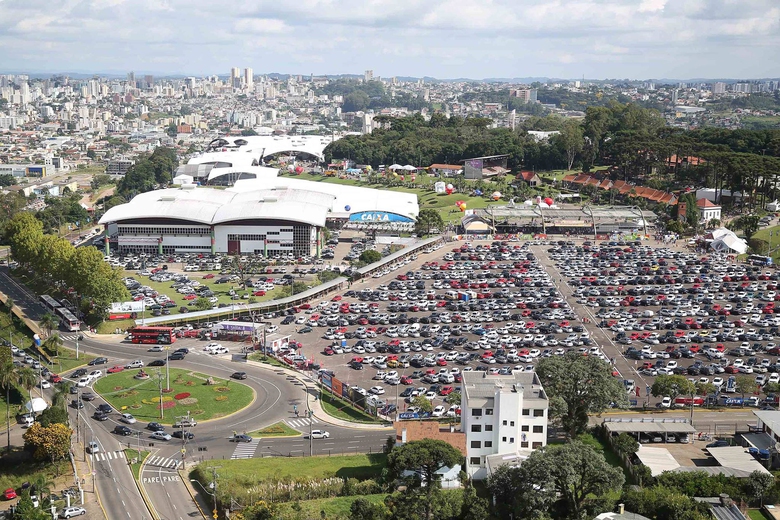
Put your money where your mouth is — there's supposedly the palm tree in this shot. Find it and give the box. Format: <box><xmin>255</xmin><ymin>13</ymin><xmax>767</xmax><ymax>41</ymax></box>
<box><xmin>43</xmin><ymin>333</ymin><xmax>62</xmax><ymax>360</ymax></box>
<box><xmin>17</xmin><ymin>367</ymin><xmax>37</xmax><ymax>414</ymax></box>
<box><xmin>5</xmin><ymin>296</ymin><xmax>13</xmax><ymax>313</ymax></box>
<box><xmin>30</xmin><ymin>474</ymin><xmax>53</xmax><ymax>507</ymax></box>
<box><xmin>39</xmin><ymin>313</ymin><xmax>58</xmax><ymax>338</ymax></box>
<box><xmin>0</xmin><ymin>360</ymin><xmax>15</xmax><ymax>454</ymax></box>
<box><xmin>51</xmin><ymin>384</ymin><xmax>68</xmax><ymax>410</ymax></box>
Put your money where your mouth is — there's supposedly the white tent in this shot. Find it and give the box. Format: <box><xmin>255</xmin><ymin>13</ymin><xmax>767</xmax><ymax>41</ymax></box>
<box><xmin>173</xmin><ymin>173</ymin><xmax>194</xmax><ymax>185</ymax></box>
<box><xmin>25</xmin><ymin>397</ymin><xmax>48</xmax><ymax>413</ymax></box>
<box><xmin>402</xmin><ymin>165</ymin><xmax>417</xmax><ymax>171</ymax></box>
<box><xmin>389</xmin><ymin>164</ymin><xmax>403</xmax><ymax>170</ymax></box>
<box><xmin>711</xmin><ymin>234</ymin><xmax>748</xmax><ymax>255</ymax></box>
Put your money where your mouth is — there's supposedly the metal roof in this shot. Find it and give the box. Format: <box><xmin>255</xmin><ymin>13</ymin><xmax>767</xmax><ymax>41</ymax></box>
<box><xmin>635</xmin><ymin>446</ymin><xmax>681</xmax><ymax>476</ymax></box>
<box><xmin>603</xmin><ymin>418</ymin><xmax>695</xmax><ymax>434</ymax></box>
<box><xmin>476</xmin><ymin>204</ymin><xmax>655</xmax><ymax>223</ymax></box>
<box><xmin>706</xmin><ymin>446</ymin><xmax>771</xmax><ymax>475</ymax></box>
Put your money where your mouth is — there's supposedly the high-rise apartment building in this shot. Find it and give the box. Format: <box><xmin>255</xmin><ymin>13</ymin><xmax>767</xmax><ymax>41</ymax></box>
<box><xmin>364</xmin><ymin>70</ymin><xmax>374</xmax><ymax>82</ymax></box>
<box><xmin>509</xmin><ymin>88</ymin><xmax>538</xmax><ymax>103</ymax></box>
<box><xmin>712</xmin><ymin>82</ymin><xmax>727</xmax><ymax>95</ymax></box>
<box><xmin>230</xmin><ymin>67</ymin><xmax>241</xmax><ymax>89</ymax></box>
<box><xmin>461</xmin><ymin>371</ymin><xmax>549</xmax><ymax>479</ymax></box>
<box><xmin>244</xmin><ymin>68</ymin><xmax>254</xmax><ymax>89</ymax></box>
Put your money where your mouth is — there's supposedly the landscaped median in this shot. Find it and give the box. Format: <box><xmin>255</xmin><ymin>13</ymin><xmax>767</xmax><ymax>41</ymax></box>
<box><xmin>93</xmin><ymin>368</ymin><xmax>254</xmax><ymax>424</ymax></box>
<box><xmin>250</xmin><ymin>422</ymin><xmax>300</xmax><ymax>438</ymax></box>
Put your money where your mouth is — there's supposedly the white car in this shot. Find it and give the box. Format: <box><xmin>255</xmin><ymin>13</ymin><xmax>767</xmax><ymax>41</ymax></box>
<box><xmin>77</xmin><ymin>377</ymin><xmax>90</xmax><ymax>388</ymax></box>
<box><xmin>204</xmin><ymin>342</ymin><xmax>223</xmax><ymax>352</ymax></box>
<box><xmin>120</xmin><ymin>413</ymin><xmax>136</xmax><ymax>424</ymax></box>
<box><xmin>432</xmin><ymin>405</ymin><xmax>446</xmax><ymax>417</ymax></box>
<box><xmin>86</xmin><ymin>441</ymin><xmax>99</xmax><ymax>454</ymax></box>
<box><xmin>126</xmin><ymin>360</ymin><xmax>144</xmax><ymax>369</ymax></box>
<box><xmin>88</xmin><ymin>370</ymin><xmax>103</xmax><ymax>379</ymax></box>
<box><xmin>150</xmin><ymin>431</ymin><xmax>172</xmax><ymax>441</ymax></box>
<box><xmin>59</xmin><ymin>506</ymin><xmax>87</xmax><ymax>518</ymax></box>
<box><xmin>39</xmin><ymin>380</ymin><xmax>51</xmax><ymax>389</ymax></box>
<box><xmin>369</xmin><ymin>386</ymin><xmax>385</xmax><ymax>395</ymax></box>
<box><xmin>660</xmin><ymin>397</ymin><xmax>672</xmax><ymax>408</ymax></box>
<box><xmin>266</xmin><ymin>325</ymin><xmax>279</xmax><ymax>333</ymax></box>
<box><xmin>309</xmin><ymin>429</ymin><xmax>330</xmax><ymax>439</ymax></box>
<box><xmin>148</xmin><ymin>345</ymin><xmax>163</xmax><ymax>352</ymax></box>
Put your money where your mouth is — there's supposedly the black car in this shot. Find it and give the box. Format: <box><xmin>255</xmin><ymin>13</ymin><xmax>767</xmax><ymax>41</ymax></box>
<box><xmin>88</xmin><ymin>357</ymin><xmax>108</xmax><ymax>366</ymax></box>
<box><xmin>147</xmin><ymin>422</ymin><xmax>165</xmax><ymax>432</ymax></box>
<box><xmin>71</xmin><ymin>368</ymin><xmax>88</xmax><ymax>378</ymax></box>
<box><xmin>169</xmin><ymin>352</ymin><xmax>185</xmax><ymax>361</ymax></box>
<box><xmin>93</xmin><ymin>411</ymin><xmax>108</xmax><ymax>421</ymax></box>
<box><xmin>706</xmin><ymin>440</ymin><xmax>729</xmax><ymax>448</ymax></box>
<box><xmin>172</xmin><ymin>430</ymin><xmax>195</xmax><ymax>440</ymax></box>
<box><xmin>349</xmin><ymin>361</ymin><xmax>364</xmax><ymax>370</ymax></box>
<box><xmin>282</xmin><ymin>316</ymin><xmax>295</xmax><ymax>325</ymax></box>
<box><xmin>97</xmin><ymin>404</ymin><xmax>113</xmax><ymax>414</ymax></box>
<box><xmin>113</xmin><ymin>425</ymin><xmax>132</xmax><ymax>436</ymax></box>
<box><xmin>174</xmin><ymin>348</ymin><xmax>189</xmax><ymax>354</ymax></box>
<box><xmin>70</xmin><ymin>399</ymin><xmax>84</xmax><ymax>409</ymax></box>
<box><xmin>231</xmin><ymin>372</ymin><xmax>247</xmax><ymax>380</ymax></box>
<box><xmin>149</xmin><ymin>359</ymin><xmax>166</xmax><ymax>366</ymax></box>
<box><xmin>81</xmin><ymin>392</ymin><xmax>96</xmax><ymax>401</ymax></box>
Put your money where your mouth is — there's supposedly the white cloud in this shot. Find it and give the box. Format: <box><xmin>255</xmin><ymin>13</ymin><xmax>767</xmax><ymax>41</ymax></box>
<box><xmin>0</xmin><ymin>0</ymin><xmax>777</xmax><ymax>78</ymax></box>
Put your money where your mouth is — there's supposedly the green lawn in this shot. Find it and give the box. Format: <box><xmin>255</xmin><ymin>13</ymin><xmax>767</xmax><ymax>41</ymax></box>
<box><xmin>248</xmin><ymin>353</ymin><xmax>289</xmax><ymax>368</ymax></box>
<box><xmin>250</xmin><ymin>421</ymin><xmax>300</xmax><ymax>438</ymax></box>
<box><xmin>275</xmin><ymin>493</ymin><xmax>387</xmax><ymax>518</ymax></box>
<box><xmin>320</xmin><ymin>390</ymin><xmax>384</xmax><ymax>424</ymax></box>
<box><xmin>194</xmin><ymin>453</ymin><xmax>387</xmax><ymax>482</ymax></box>
<box><xmin>0</xmin><ymin>450</ymin><xmax>72</xmax><ymax>492</ymax></box>
<box><xmin>51</xmin><ymin>345</ymin><xmax>96</xmax><ymax>374</ymax></box>
<box><xmin>124</xmin><ymin>449</ymin><xmax>150</xmax><ymax>480</ymax></box>
<box><xmin>748</xmin><ymin>509</ymin><xmax>773</xmax><ymax>520</ymax></box>
<box><xmin>93</xmin><ymin>368</ymin><xmax>254</xmax><ymax>425</ymax></box>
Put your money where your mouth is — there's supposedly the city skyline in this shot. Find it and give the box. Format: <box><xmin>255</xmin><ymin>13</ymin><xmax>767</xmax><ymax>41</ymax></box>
<box><xmin>0</xmin><ymin>0</ymin><xmax>778</xmax><ymax>80</ymax></box>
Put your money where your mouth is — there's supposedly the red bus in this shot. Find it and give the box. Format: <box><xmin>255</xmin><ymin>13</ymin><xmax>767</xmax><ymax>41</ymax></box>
<box><xmin>129</xmin><ymin>326</ymin><xmax>176</xmax><ymax>345</ymax></box>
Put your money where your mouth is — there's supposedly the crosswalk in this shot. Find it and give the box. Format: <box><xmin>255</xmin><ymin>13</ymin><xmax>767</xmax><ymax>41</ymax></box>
<box><xmin>286</xmin><ymin>417</ymin><xmax>319</xmax><ymax>429</ymax></box>
<box><xmin>61</xmin><ymin>334</ymin><xmax>81</xmax><ymax>342</ymax></box>
<box><xmin>90</xmin><ymin>450</ymin><xmax>126</xmax><ymax>463</ymax></box>
<box><xmin>146</xmin><ymin>454</ymin><xmax>181</xmax><ymax>470</ymax></box>
<box><xmin>231</xmin><ymin>438</ymin><xmax>260</xmax><ymax>459</ymax></box>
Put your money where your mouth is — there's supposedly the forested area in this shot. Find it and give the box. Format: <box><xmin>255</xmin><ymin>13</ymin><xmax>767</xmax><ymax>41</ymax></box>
<box><xmin>115</xmin><ymin>146</ymin><xmax>178</xmax><ymax>201</ymax></box>
<box><xmin>315</xmin><ymin>79</ymin><xmax>430</xmax><ymax>112</ymax></box>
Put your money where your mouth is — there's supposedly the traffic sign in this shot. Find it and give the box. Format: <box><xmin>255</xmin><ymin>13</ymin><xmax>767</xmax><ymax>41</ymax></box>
<box><xmin>181</xmin><ymin>448</ymin><xmax>186</xmax><ymax>454</ymax></box>
<box><xmin>213</xmin><ymin>509</ymin><xmax>218</xmax><ymax>519</ymax></box>
<box><xmin>91</xmin><ymin>470</ymin><xmax>96</xmax><ymax>476</ymax></box>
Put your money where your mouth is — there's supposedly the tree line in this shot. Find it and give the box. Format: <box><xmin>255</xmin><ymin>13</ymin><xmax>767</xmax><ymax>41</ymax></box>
<box><xmin>115</xmin><ymin>146</ymin><xmax>178</xmax><ymax>201</ymax></box>
<box><xmin>4</xmin><ymin>213</ymin><xmax>129</xmax><ymax>320</ymax></box>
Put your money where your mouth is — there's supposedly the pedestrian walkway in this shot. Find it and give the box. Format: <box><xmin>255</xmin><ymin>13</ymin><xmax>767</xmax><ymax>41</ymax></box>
<box><xmin>90</xmin><ymin>450</ymin><xmax>126</xmax><ymax>463</ymax></box>
<box><xmin>286</xmin><ymin>417</ymin><xmax>318</xmax><ymax>429</ymax></box>
<box><xmin>61</xmin><ymin>333</ymin><xmax>82</xmax><ymax>342</ymax></box>
<box><xmin>230</xmin><ymin>438</ymin><xmax>260</xmax><ymax>459</ymax></box>
<box><xmin>146</xmin><ymin>454</ymin><xmax>181</xmax><ymax>470</ymax></box>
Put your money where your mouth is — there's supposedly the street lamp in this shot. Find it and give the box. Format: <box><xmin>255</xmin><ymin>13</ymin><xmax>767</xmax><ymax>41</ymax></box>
<box><xmin>304</xmin><ymin>386</ymin><xmax>313</xmax><ymax>457</ymax></box>
<box><xmin>164</xmin><ymin>346</ymin><xmax>170</xmax><ymax>391</ymax></box>
<box><xmin>189</xmin><ymin>479</ymin><xmax>217</xmax><ymax>520</ymax></box>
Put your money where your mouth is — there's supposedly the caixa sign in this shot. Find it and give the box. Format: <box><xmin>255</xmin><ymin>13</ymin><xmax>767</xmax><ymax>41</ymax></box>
<box><xmin>348</xmin><ymin>212</ymin><xmax>413</xmax><ymax>223</ymax></box>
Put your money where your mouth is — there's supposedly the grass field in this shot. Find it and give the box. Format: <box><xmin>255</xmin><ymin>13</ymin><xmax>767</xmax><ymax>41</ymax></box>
<box><xmin>275</xmin><ymin>493</ymin><xmax>387</xmax><ymax>518</ymax></box>
<box><xmin>748</xmin><ymin>225</ymin><xmax>780</xmax><ymax>262</ymax></box>
<box><xmin>250</xmin><ymin>421</ymin><xmax>300</xmax><ymax>438</ymax></box>
<box><xmin>93</xmin><ymin>368</ymin><xmax>254</xmax><ymax>425</ymax></box>
<box><xmin>195</xmin><ymin>453</ymin><xmax>387</xmax><ymax>482</ymax></box>
<box><xmin>0</xmin><ymin>450</ymin><xmax>72</xmax><ymax>493</ymax></box>
<box><xmin>125</xmin><ymin>449</ymin><xmax>150</xmax><ymax>480</ymax></box>
<box><xmin>52</xmin><ymin>345</ymin><xmax>96</xmax><ymax>374</ymax></box>
<box><xmin>748</xmin><ymin>509</ymin><xmax>773</xmax><ymax>520</ymax></box>
<box><xmin>320</xmin><ymin>390</ymin><xmax>384</xmax><ymax>424</ymax></box>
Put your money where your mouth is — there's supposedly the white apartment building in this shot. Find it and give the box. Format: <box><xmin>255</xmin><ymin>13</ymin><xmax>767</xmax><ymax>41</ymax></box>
<box><xmin>461</xmin><ymin>371</ymin><xmax>549</xmax><ymax>479</ymax></box>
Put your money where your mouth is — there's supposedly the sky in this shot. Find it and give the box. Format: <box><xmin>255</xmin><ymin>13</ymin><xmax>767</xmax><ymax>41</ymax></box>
<box><xmin>0</xmin><ymin>0</ymin><xmax>778</xmax><ymax>80</ymax></box>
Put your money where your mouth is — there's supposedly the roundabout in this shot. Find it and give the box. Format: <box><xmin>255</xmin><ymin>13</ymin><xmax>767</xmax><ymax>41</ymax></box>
<box><xmin>92</xmin><ymin>368</ymin><xmax>255</xmax><ymax>425</ymax></box>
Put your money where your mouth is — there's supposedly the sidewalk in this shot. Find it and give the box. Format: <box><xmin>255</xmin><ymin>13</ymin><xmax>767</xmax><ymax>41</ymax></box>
<box><xmin>71</xmin><ymin>441</ymin><xmax>108</xmax><ymax>520</ymax></box>
<box><xmin>245</xmin><ymin>359</ymin><xmax>393</xmax><ymax>431</ymax></box>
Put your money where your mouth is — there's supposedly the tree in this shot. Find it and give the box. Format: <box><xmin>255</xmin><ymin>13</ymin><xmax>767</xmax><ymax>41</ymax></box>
<box><xmin>536</xmin><ymin>352</ymin><xmax>628</xmax><ymax>438</ymax></box>
<box><xmin>487</xmin><ymin>463</ymin><xmax>556</xmax><ymax>520</ymax></box>
<box><xmin>42</xmin><ymin>333</ymin><xmax>62</xmax><ymax>358</ymax></box>
<box><xmin>4</xmin><ymin>212</ymin><xmax>44</xmax><ymax>267</ymax></box>
<box><xmin>37</xmin><ymin>405</ymin><xmax>69</xmax><ymax>427</ymax></box>
<box><xmin>556</xmin><ymin>119</ymin><xmax>584</xmax><ymax>170</ymax></box>
<box><xmin>651</xmin><ymin>374</ymin><xmax>696</xmax><ymax>402</ymax></box>
<box><xmin>17</xmin><ymin>366</ymin><xmax>37</xmax><ymax>408</ymax></box>
<box><xmin>460</xmin><ymin>480</ymin><xmax>489</xmax><ymax>520</ymax></box>
<box><xmin>410</xmin><ymin>395</ymin><xmax>433</xmax><ymax>413</ymax></box>
<box><xmin>349</xmin><ymin>497</ymin><xmax>388</xmax><ymax>520</ymax></box>
<box><xmin>167</xmin><ymin>122</ymin><xmax>178</xmax><ymax>137</ymax></box>
<box><xmin>387</xmin><ymin>439</ymin><xmax>464</xmax><ymax>520</ymax></box>
<box><xmin>39</xmin><ymin>313</ymin><xmax>58</xmax><ymax>338</ymax></box>
<box><xmin>414</xmin><ymin>209</ymin><xmax>444</xmax><ymax>237</ymax></box>
<box><xmin>0</xmin><ymin>360</ymin><xmax>15</xmax><ymax>454</ymax></box>
<box><xmin>735</xmin><ymin>374</ymin><xmax>758</xmax><ymax>402</ymax></box>
<box><xmin>612</xmin><ymin>432</ymin><xmax>640</xmax><ymax>459</ymax></box>
<box><xmin>343</xmin><ymin>91</ymin><xmax>370</xmax><ymax>112</ymax></box>
<box><xmin>746</xmin><ymin>470</ymin><xmax>775</xmax><ymax>506</ymax></box>
<box><xmin>13</xmin><ymin>490</ymin><xmax>50</xmax><ymax>520</ymax></box>
<box><xmin>194</xmin><ymin>297</ymin><xmax>213</xmax><ymax>311</ymax></box>
<box><xmin>22</xmin><ymin>422</ymin><xmax>72</xmax><ymax>469</ymax></box>
<box><xmin>0</xmin><ymin>173</ymin><xmax>15</xmax><ymax>187</ymax></box>
<box><xmin>733</xmin><ymin>214</ymin><xmax>761</xmax><ymax>241</ymax></box>
<box><xmin>30</xmin><ymin>472</ymin><xmax>54</xmax><ymax>507</ymax></box>
<box><xmin>445</xmin><ymin>391</ymin><xmax>461</xmax><ymax>405</ymax></box>
<box><xmin>523</xmin><ymin>441</ymin><xmax>625</xmax><ymax>520</ymax></box>
<box><xmin>358</xmin><ymin>250</ymin><xmax>382</xmax><ymax>264</ymax></box>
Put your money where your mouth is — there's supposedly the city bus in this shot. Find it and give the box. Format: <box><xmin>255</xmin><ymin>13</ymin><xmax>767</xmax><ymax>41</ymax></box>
<box><xmin>56</xmin><ymin>307</ymin><xmax>81</xmax><ymax>332</ymax></box>
<box><xmin>128</xmin><ymin>326</ymin><xmax>176</xmax><ymax>345</ymax></box>
<box><xmin>747</xmin><ymin>255</ymin><xmax>773</xmax><ymax>266</ymax></box>
<box><xmin>40</xmin><ymin>295</ymin><xmax>62</xmax><ymax>312</ymax></box>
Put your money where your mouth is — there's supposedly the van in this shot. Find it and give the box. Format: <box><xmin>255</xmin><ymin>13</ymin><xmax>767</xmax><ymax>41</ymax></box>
<box><xmin>642</xmin><ymin>310</ymin><xmax>655</xmax><ymax>317</ymax></box>
<box><xmin>19</xmin><ymin>414</ymin><xmax>34</xmax><ymax>427</ymax></box>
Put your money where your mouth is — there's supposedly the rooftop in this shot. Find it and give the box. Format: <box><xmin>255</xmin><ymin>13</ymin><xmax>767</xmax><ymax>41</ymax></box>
<box><xmin>462</xmin><ymin>371</ymin><xmax>547</xmax><ymax>401</ymax></box>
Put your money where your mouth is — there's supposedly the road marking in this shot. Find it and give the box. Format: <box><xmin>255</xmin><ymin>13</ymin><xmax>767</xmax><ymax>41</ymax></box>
<box><xmin>230</xmin><ymin>438</ymin><xmax>260</xmax><ymax>459</ymax></box>
<box><xmin>141</xmin><ymin>475</ymin><xmax>181</xmax><ymax>484</ymax></box>
<box><xmin>286</xmin><ymin>417</ymin><xmax>319</xmax><ymax>429</ymax></box>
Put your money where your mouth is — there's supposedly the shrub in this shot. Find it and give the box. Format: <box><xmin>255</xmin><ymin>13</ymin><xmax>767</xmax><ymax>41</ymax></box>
<box><xmin>178</xmin><ymin>397</ymin><xmax>198</xmax><ymax>405</ymax></box>
<box><xmin>215</xmin><ymin>396</ymin><xmax>228</xmax><ymax>402</ymax></box>
<box><xmin>174</xmin><ymin>392</ymin><xmax>191</xmax><ymax>400</ymax></box>
<box><xmin>158</xmin><ymin>401</ymin><xmax>177</xmax><ymax>410</ymax></box>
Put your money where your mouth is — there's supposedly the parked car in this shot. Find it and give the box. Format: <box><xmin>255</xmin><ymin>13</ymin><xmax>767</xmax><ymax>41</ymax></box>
<box><xmin>308</xmin><ymin>430</ymin><xmax>330</xmax><ymax>439</ymax></box>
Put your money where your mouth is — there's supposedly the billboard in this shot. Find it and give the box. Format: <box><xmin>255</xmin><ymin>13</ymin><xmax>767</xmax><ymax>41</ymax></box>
<box><xmin>348</xmin><ymin>212</ymin><xmax>414</xmax><ymax>223</ymax></box>
<box><xmin>110</xmin><ymin>301</ymin><xmax>145</xmax><ymax>313</ymax></box>
<box><xmin>27</xmin><ymin>166</ymin><xmax>46</xmax><ymax>177</ymax></box>
<box><xmin>463</xmin><ymin>159</ymin><xmax>483</xmax><ymax>180</ymax></box>
<box><xmin>332</xmin><ymin>377</ymin><xmax>343</xmax><ymax>399</ymax></box>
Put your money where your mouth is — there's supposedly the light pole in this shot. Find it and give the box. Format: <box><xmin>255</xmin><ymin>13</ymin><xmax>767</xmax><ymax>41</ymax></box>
<box><xmin>189</xmin><ymin>478</ymin><xmax>218</xmax><ymax>520</ymax></box>
<box><xmin>304</xmin><ymin>386</ymin><xmax>313</xmax><ymax>457</ymax></box>
<box><xmin>164</xmin><ymin>346</ymin><xmax>170</xmax><ymax>391</ymax></box>
<box><xmin>156</xmin><ymin>371</ymin><xmax>164</xmax><ymax>420</ymax></box>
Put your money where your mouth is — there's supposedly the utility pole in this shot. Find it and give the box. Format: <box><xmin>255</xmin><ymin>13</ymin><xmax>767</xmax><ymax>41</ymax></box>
<box><xmin>305</xmin><ymin>386</ymin><xmax>313</xmax><ymax>457</ymax></box>
<box><xmin>210</xmin><ymin>466</ymin><xmax>220</xmax><ymax>520</ymax></box>
<box><xmin>75</xmin><ymin>333</ymin><xmax>79</xmax><ymax>360</ymax></box>
<box><xmin>164</xmin><ymin>346</ymin><xmax>170</xmax><ymax>391</ymax></box>
<box><xmin>156</xmin><ymin>371</ymin><xmax>164</xmax><ymax>420</ymax></box>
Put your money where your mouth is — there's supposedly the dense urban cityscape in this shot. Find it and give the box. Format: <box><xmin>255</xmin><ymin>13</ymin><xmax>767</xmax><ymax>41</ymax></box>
<box><xmin>2</xmin><ymin>1</ymin><xmax>780</xmax><ymax>520</ymax></box>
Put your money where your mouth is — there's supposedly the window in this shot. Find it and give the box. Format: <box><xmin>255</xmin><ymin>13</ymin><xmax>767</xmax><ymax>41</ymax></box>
<box><xmin>471</xmin><ymin>409</ymin><xmax>482</xmax><ymax>417</ymax></box>
<box><xmin>502</xmin><ymin>420</ymin><xmax>507</xmax><ymax>426</ymax></box>
<box><xmin>470</xmin><ymin>457</ymin><xmax>481</xmax><ymax>465</ymax></box>
<box><xmin>502</xmin><ymin>437</ymin><xmax>507</xmax><ymax>442</ymax></box>
<box><xmin>471</xmin><ymin>425</ymin><xmax>482</xmax><ymax>433</ymax></box>
<box><xmin>486</xmin><ymin>408</ymin><xmax>494</xmax><ymax>415</ymax></box>
<box><xmin>521</xmin><ymin>441</ymin><xmax>529</xmax><ymax>448</ymax></box>
<box><xmin>521</xmin><ymin>425</ymin><xmax>529</xmax><ymax>432</ymax></box>
<box><xmin>470</xmin><ymin>441</ymin><xmax>481</xmax><ymax>449</ymax></box>
<box><xmin>532</xmin><ymin>442</ymin><xmax>543</xmax><ymax>449</ymax></box>
<box><xmin>510</xmin><ymin>437</ymin><xmax>515</xmax><ymax>443</ymax></box>
<box><xmin>510</xmin><ymin>421</ymin><xmax>515</xmax><ymax>427</ymax></box>
<box><xmin>485</xmin><ymin>425</ymin><xmax>493</xmax><ymax>432</ymax></box>
<box><xmin>533</xmin><ymin>425</ymin><xmax>544</xmax><ymax>433</ymax></box>
<box><xmin>484</xmin><ymin>441</ymin><xmax>493</xmax><ymax>448</ymax></box>
<box><xmin>522</xmin><ymin>408</ymin><xmax>530</xmax><ymax>416</ymax></box>
<box><xmin>534</xmin><ymin>409</ymin><xmax>545</xmax><ymax>417</ymax></box>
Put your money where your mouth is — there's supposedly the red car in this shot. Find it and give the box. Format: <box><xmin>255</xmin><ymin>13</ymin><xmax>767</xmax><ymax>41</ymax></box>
<box><xmin>436</xmin><ymin>359</ymin><xmax>448</xmax><ymax>366</ymax></box>
<box><xmin>203</xmin><ymin>273</ymin><xmax>215</xmax><ymax>279</ymax></box>
<box><xmin>49</xmin><ymin>374</ymin><xmax>62</xmax><ymax>383</ymax></box>
<box><xmin>107</xmin><ymin>365</ymin><xmax>125</xmax><ymax>374</ymax></box>
<box><xmin>252</xmin><ymin>291</ymin><xmax>266</xmax><ymax>297</ymax></box>
<box><xmin>331</xmin><ymin>295</ymin><xmax>342</xmax><ymax>301</ymax></box>
<box><xmin>323</xmin><ymin>348</ymin><xmax>335</xmax><ymax>356</ymax></box>
<box><xmin>400</xmin><ymin>376</ymin><xmax>413</xmax><ymax>385</ymax></box>
<box><xmin>3</xmin><ymin>488</ymin><xmax>16</xmax><ymax>500</ymax></box>
<box><xmin>439</xmin><ymin>386</ymin><xmax>454</xmax><ymax>396</ymax></box>
<box><xmin>183</xmin><ymin>294</ymin><xmax>197</xmax><ymax>300</ymax></box>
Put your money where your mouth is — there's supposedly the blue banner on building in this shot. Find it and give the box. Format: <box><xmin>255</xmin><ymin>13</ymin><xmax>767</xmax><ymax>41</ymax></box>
<box><xmin>348</xmin><ymin>212</ymin><xmax>414</xmax><ymax>223</ymax></box>
<box><xmin>321</xmin><ymin>372</ymin><xmax>332</xmax><ymax>390</ymax></box>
